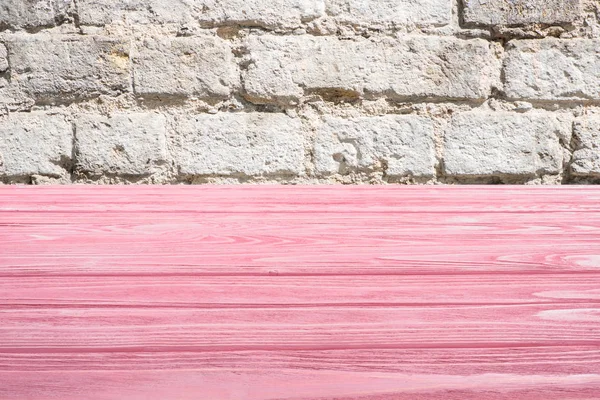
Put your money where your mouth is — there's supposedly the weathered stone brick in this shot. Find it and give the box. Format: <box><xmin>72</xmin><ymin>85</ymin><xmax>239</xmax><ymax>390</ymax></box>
<box><xmin>75</xmin><ymin>113</ymin><xmax>168</xmax><ymax>176</ymax></box>
<box><xmin>462</xmin><ymin>0</ymin><xmax>581</xmax><ymax>27</ymax></box>
<box><xmin>314</xmin><ymin>115</ymin><xmax>436</xmax><ymax>177</ymax></box>
<box><xmin>173</xmin><ymin>113</ymin><xmax>305</xmax><ymax>176</ymax></box>
<box><xmin>0</xmin><ymin>0</ymin><xmax>73</xmax><ymax>30</ymax></box>
<box><xmin>572</xmin><ymin>116</ymin><xmax>600</xmax><ymax>177</ymax></box>
<box><xmin>0</xmin><ymin>43</ymin><xmax>8</xmax><ymax>72</ymax></box>
<box><xmin>0</xmin><ymin>79</ymin><xmax>32</xmax><ymax>111</ymax></box>
<box><xmin>244</xmin><ymin>35</ymin><xmax>499</xmax><ymax>105</ymax></box>
<box><xmin>504</xmin><ymin>39</ymin><xmax>600</xmax><ymax>101</ymax></box>
<box><xmin>0</xmin><ymin>112</ymin><xmax>72</xmax><ymax>178</ymax></box>
<box><xmin>76</xmin><ymin>0</ymin><xmax>182</xmax><ymax>25</ymax></box>
<box><xmin>200</xmin><ymin>0</ymin><xmax>325</xmax><ymax>29</ymax></box>
<box><xmin>132</xmin><ymin>36</ymin><xmax>238</xmax><ymax>100</ymax></box>
<box><xmin>326</xmin><ymin>0</ymin><xmax>451</xmax><ymax>28</ymax></box>
<box><xmin>444</xmin><ymin>112</ymin><xmax>571</xmax><ymax>177</ymax></box>
<box><xmin>77</xmin><ymin>0</ymin><xmax>325</xmax><ymax>29</ymax></box>
<box><xmin>6</xmin><ymin>35</ymin><xmax>130</xmax><ymax>103</ymax></box>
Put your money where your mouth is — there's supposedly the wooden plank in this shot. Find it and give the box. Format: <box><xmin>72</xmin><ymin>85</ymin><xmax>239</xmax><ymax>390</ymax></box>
<box><xmin>1</xmin><ymin>304</ymin><xmax>599</xmax><ymax>350</ymax></box>
<box><xmin>2</xmin><ymin>186</ymin><xmax>600</xmax><ymax>213</ymax></box>
<box><xmin>2</xmin><ymin>209</ymin><xmax>600</xmax><ymax>276</ymax></box>
<box><xmin>2</xmin><ymin>274</ymin><xmax>599</xmax><ymax>306</ymax></box>
<box><xmin>2</xmin><ymin>368</ymin><xmax>598</xmax><ymax>400</ymax></box>
<box><xmin>0</xmin><ymin>186</ymin><xmax>599</xmax><ymax>399</ymax></box>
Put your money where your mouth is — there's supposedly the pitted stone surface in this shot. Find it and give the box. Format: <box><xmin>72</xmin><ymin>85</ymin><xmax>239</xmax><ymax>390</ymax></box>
<box><xmin>75</xmin><ymin>113</ymin><xmax>168</xmax><ymax>176</ymax></box>
<box><xmin>326</xmin><ymin>0</ymin><xmax>452</xmax><ymax>28</ymax></box>
<box><xmin>0</xmin><ymin>112</ymin><xmax>72</xmax><ymax>178</ymax></box>
<box><xmin>0</xmin><ymin>0</ymin><xmax>73</xmax><ymax>30</ymax></box>
<box><xmin>462</xmin><ymin>0</ymin><xmax>582</xmax><ymax>27</ymax></box>
<box><xmin>314</xmin><ymin>115</ymin><xmax>436</xmax><ymax>177</ymax></box>
<box><xmin>504</xmin><ymin>39</ymin><xmax>600</xmax><ymax>101</ymax></box>
<box><xmin>132</xmin><ymin>36</ymin><xmax>238</xmax><ymax>99</ymax></box>
<box><xmin>6</xmin><ymin>35</ymin><xmax>130</xmax><ymax>103</ymax></box>
<box><xmin>172</xmin><ymin>113</ymin><xmax>305</xmax><ymax>176</ymax></box>
<box><xmin>444</xmin><ymin>112</ymin><xmax>572</xmax><ymax>177</ymax></box>
<box><xmin>76</xmin><ymin>0</ymin><xmax>189</xmax><ymax>25</ymax></box>
<box><xmin>0</xmin><ymin>44</ymin><xmax>8</xmax><ymax>72</ymax></box>
<box><xmin>572</xmin><ymin>117</ymin><xmax>600</xmax><ymax>177</ymax></box>
<box><xmin>77</xmin><ymin>0</ymin><xmax>325</xmax><ymax>29</ymax></box>
<box><xmin>244</xmin><ymin>35</ymin><xmax>500</xmax><ymax>105</ymax></box>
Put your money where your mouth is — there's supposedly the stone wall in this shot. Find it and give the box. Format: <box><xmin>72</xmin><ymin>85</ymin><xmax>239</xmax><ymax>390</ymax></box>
<box><xmin>1</xmin><ymin>0</ymin><xmax>599</xmax><ymax>184</ymax></box>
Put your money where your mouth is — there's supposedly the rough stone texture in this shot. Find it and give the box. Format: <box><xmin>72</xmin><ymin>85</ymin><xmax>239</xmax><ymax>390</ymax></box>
<box><xmin>0</xmin><ymin>44</ymin><xmax>8</xmax><ymax>72</ymax></box>
<box><xmin>0</xmin><ymin>112</ymin><xmax>72</xmax><ymax>178</ymax></box>
<box><xmin>504</xmin><ymin>39</ymin><xmax>600</xmax><ymax>101</ymax></box>
<box><xmin>444</xmin><ymin>112</ymin><xmax>572</xmax><ymax>177</ymax></box>
<box><xmin>0</xmin><ymin>81</ymin><xmax>33</xmax><ymax>111</ymax></box>
<box><xmin>244</xmin><ymin>35</ymin><xmax>500</xmax><ymax>104</ymax></box>
<box><xmin>132</xmin><ymin>36</ymin><xmax>238</xmax><ymax>100</ymax></box>
<box><xmin>314</xmin><ymin>115</ymin><xmax>436</xmax><ymax>177</ymax></box>
<box><xmin>0</xmin><ymin>0</ymin><xmax>598</xmax><ymax>185</ymax></box>
<box><xmin>198</xmin><ymin>0</ymin><xmax>325</xmax><ymax>29</ymax></box>
<box><xmin>6</xmin><ymin>35</ymin><xmax>130</xmax><ymax>103</ymax></box>
<box><xmin>462</xmin><ymin>0</ymin><xmax>582</xmax><ymax>27</ymax></box>
<box><xmin>0</xmin><ymin>44</ymin><xmax>10</xmax><ymax>108</ymax></box>
<box><xmin>75</xmin><ymin>113</ymin><xmax>168</xmax><ymax>176</ymax></box>
<box><xmin>173</xmin><ymin>113</ymin><xmax>305</xmax><ymax>176</ymax></box>
<box><xmin>77</xmin><ymin>0</ymin><xmax>325</xmax><ymax>29</ymax></box>
<box><xmin>76</xmin><ymin>0</ymin><xmax>186</xmax><ymax>25</ymax></box>
<box><xmin>572</xmin><ymin>116</ymin><xmax>600</xmax><ymax>177</ymax></box>
<box><xmin>326</xmin><ymin>0</ymin><xmax>452</xmax><ymax>28</ymax></box>
<box><xmin>0</xmin><ymin>0</ymin><xmax>72</xmax><ymax>31</ymax></box>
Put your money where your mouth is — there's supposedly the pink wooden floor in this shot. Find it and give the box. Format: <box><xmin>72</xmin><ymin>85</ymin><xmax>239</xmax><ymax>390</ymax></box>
<box><xmin>1</xmin><ymin>186</ymin><xmax>599</xmax><ymax>399</ymax></box>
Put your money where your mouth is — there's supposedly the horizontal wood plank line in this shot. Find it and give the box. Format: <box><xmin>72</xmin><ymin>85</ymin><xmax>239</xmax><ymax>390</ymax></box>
<box><xmin>2</xmin><ymin>302</ymin><xmax>599</xmax><ymax>309</ymax></box>
<box><xmin>2</xmin><ymin>186</ymin><xmax>600</xmax><ymax>213</ymax></box>
<box><xmin>3</xmin><ymin>342</ymin><xmax>600</xmax><ymax>354</ymax></box>
<box><xmin>2</xmin><ymin>370</ymin><xmax>599</xmax><ymax>400</ymax></box>
<box><xmin>1</xmin><ymin>274</ymin><xmax>599</xmax><ymax>306</ymax></box>
<box><xmin>1</xmin><ymin>305</ymin><xmax>598</xmax><ymax>352</ymax></box>
<box><xmin>3</xmin><ymin>347</ymin><xmax>599</xmax><ymax>372</ymax></box>
<box><xmin>3</xmin><ymin>271</ymin><xmax>600</xmax><ymax>279</ymax></box>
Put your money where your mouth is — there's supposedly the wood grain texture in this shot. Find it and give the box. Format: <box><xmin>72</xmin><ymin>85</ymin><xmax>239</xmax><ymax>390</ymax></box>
<box><xmin>0</xmin><ymin>186</ymin><xmax>599</xmax><ymax>399</ymax></box>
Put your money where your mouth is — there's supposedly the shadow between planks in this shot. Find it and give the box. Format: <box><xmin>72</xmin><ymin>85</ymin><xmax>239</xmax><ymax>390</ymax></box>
<box><xmin>0</xmin><ymin>186</ymin><xmax>599</xmax><ymax>399</ymax></box>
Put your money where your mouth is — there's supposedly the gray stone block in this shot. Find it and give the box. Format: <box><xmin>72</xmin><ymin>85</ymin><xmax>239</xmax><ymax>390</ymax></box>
<box><xmin>462</xmin><ymin>0</ymin><xmax>581</xmax><ymax>27</ymax></box>
<box><xmin>132</xmin><ymin>36</ymin><xmax>238</xmax><ymax>100</ymax></box>
<box><xmin>444</xmin><ymin>112</ymin><xmax>571</xmax><ymax>177</ymax></box>
<box><xmin>244</xmin><ymin>35</ymin><xmax>500</xmax><ymax>105</ymax></box>
<box><xmin>504</xmin><ymin>39</ymin><xmax>600</xmax><ymax>101</ymax></box>
<box><xmin>314</xmin><ymin>115</ymin><xmax>436</xmax><ymax>177</ymax></box>
<box><xmin>173</xmin><ymin>113</ymin><xmax>305</xmax><ymax>176</ymax></box>
<box><xmin>6</xmin><ymin>35</ymin><xmax>130</xmax><ymax>103</ymax></box>
<box><xmin>77</xmin><ymin>0</ymin><xmax>325</xmax><ymax>29</ymax></box>
<box><xmin>0</xmin><ymin>0</ymin><xmax>73</xmax><ymax>30</ymax></box>
<box><xmin>75</xmin><ymin>113</ymin><xmax>168</xmax><ymax>176</ymax></box>
<box><xmin>326</xmin><ymin>0</ymin><xmax>452</xmax><ymax>28</ymax></box>
<box><xmin>0</xmin><ymin>112</ymin><xmax>72</xmax><ymax>178</ymax></box>
<box><xmin>572</xmin><ymin>117</ymin><xmax>600</xmax><ymax>177</ymax></box>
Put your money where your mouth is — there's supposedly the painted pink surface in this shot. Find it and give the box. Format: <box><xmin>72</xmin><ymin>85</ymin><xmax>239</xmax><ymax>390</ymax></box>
<box><xmin>0</xmin><ymin>186</ymin><xmax>599</xmax><ymax>399</ymax></box>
